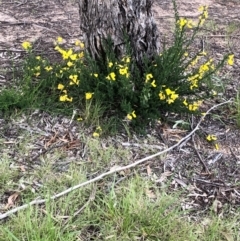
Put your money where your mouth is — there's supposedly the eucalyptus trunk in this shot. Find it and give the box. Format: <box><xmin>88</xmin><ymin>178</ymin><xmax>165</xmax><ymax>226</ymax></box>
<box><xmin>78</xmin><ymin>0</ymin><xmax>161</xmax><ymax>67</ymax></box>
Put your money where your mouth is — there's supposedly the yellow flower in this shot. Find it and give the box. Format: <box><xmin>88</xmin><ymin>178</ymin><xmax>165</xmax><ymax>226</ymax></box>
<box><xmin>22</xmin><ymin>41</ymin><xmax>32</xmax><ymax>50</ymax></box>
<box><xmin>96</xmin><ymin>126</ymin><xmax>102</xmax><ymax>132</ymax></box>
<box><xmin>85</xmin><ymin>92</ymin><xmax>94</xmax><ymax>100</ymax></box>
<box><xmin>177</xmin><ymin>18</ymin><xmax>187</xmax><ymax>30</ymax></box>
<box><xmin>123</xmin><ymin>57</ymin><xmax>130</xmax><ymax>63</ymax></box>
<box><xmin>34</xmin><ymin>72</ymin><xmax>40</xmax><ymax>77</ymax></box>
<box><xmin>211</xmin><ymin>90</ymin><xmax>217</xmax><ymax>96</ymax></box>
<box><xmin>159</xmin><ymin>92</ymin><xmax>166</xmax><ymax>100</ymax></box>
<box><xmin>199</xmin><ymin>51</ymin><xmax>207</xmax><ymax>56</ymax></box>
<box><xmin>62</xmin><ymin>49</ymin><xmax>73</xmax><ymax>60</ymax></box>
<box><xmin>59</xmin><ymin>94</ymin><xmax>73</xmax><ymax>102</ymax></box>
<box><xmin>93</xmin><ymin>126</ymin><xmax>102</xmax><ymax>137</ymax></box>
<box><xmin>93</xmin><ymin>73</ymin><xmax>98</xmax><ymax>78</ymax></box>
<box><xmin>198</xmin><ymin>6</ymin><xmax>205</xmax><ymax>12</ymax></box>
<box><xmin>67</xmin><ymin>61</ymin><xmax>73</xmax><ymax>67</ymax></box>
<box><xmin>36</xmin><ymin>56</ymin><xmax>41</xmax><ymax>60</ymax></box>
<box><xmin>45</xmin><ymin>66</ymin><xmax>53</xmax><ymax>71</ymax></box>
<box><xmin>77</xmin><ymin>117</ymin><xmax>83</xmax><ymax>121</ymax></box>
<box><xmin>119</xmin><ymin>67</ymin><xmax>128</xmax><ymax>76</ymax></box>
<box><xmin>215</xmin><ymin>143</ymin><xmax>219</xmax><ymax>150</ymax></box>
<box><xmin>78</xmin><ymin>52</ymin><xmax>84</xmax><ymax>58</ymax></box>
<box><xmin>93</xmin><ymin>132</ymin><xmax>99</xmax><ymax>138</ymax></box>
<box><xmin>69</xmin><ymin>75</ymin><xmax>79</xmax><ymax>85</ymax></box>
<box><xmin>186</xmin><ymin>19</ymin><xmax>195</xmax><ymax>28</ymax></box>
<box><xmin>57</xmin><ymin>36</ymin><xmax>63</xmax><ymax>43</ymax></box>
<box><xmin>165</xmin><ymin>89</ymin><xmax>178</xmax><ymax>98</ymax></box>
<box><xmin>131</xmin><ymin>111</ymin><xmax>136</xmax><ymax>118</ymax></box>
<box><xmin>183</xmin><ymin>99</ymin><xmax>188</xmax><ymax>106</ymax></box>
<box><xmin>198</xmin><ymin>6</ymin><xmax>208</xmax><ymax>20</ymax></box>
<box><xmin>199</xmin><ymin>16</ymin><xmax>206</xmax><ymax>26</ymax></box>
<box><xmin>166</xmin><ymin>98</ymin><xmax>174</xmax><ymax>104</ymax></box>
<box><xmin>126</xmin><ymin>111</ymin><xmax>136</xmax><ymax>120</ymax></box>
<box><xmin>145</xmin><ymin>73</ymin><xmax>153</xmax><ymax>82</ymax></box>
<box><xmin>188</xmin><ymin>104</ymin><xmax>198</xmax><ymax>111</ymax></box>
<box><xmin>80</xmin><ymin>42</ymin><xmax>84</xmax><ymax>48</ymax></box>
<box><xmin>106</xmin><ymin>72</ymin><xmax>116</xmax><ymax>81</ymax></box>
<box><xmin>206</xmin><ymin>135</ymin><xmax>217</xmax><ymax>141</ymax></box>
<box><xmin>108</xmin><ymin>62</ymin><xmax>114</xmax><ymax>68</ymax></box>
<box><xmin>127</xmin><ymin>114</ymin><xmax>132</xmax><ymax>120</ymax></box>
<box><xmin>54</xmin><ymin>46</ymin><xmax>60</xmax><ymax>51</ymax></box>
<box><xmin>151</xmin><ymin>80</ymin><xmax>157</xmax><ymax>88</ymax></box>
<box><xmin>75</xmin><ymin>40</ymin><xmax>84</xmax><ymax>48</ymax></box>
<box><xmin>70</xmin><ymin>54</ymin><xmax>78</xmax><ymax>61</ymax></box>
<box><xmin>58</xmin><ymin>84</ymin><xmax>65</xmax><ymax>90</ymax></box>
<box><xmin>165</xmin><ymin>88</ymin><xmax>173</xmax><ymax>96</ymax></box>
<box><xmin>163</xmin><ymin>88</ymin><xmax>179</xmax><ymax>104</ymax></box>
<box><xmin>227</xmin><ymin>54</ymin><xmax>234</xmax><ymax>66</ymax></box>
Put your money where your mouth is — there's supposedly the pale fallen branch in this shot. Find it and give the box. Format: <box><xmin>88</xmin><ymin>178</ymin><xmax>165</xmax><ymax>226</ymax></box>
<box><xmin>0</xmin><ymin>100</ymin><xmax>232</xmax><ymax>220</ymax></box>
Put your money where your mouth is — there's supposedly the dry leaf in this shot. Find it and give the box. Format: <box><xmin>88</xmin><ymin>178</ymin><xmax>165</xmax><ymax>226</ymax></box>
<box><xmin>145</xmin><ymin>189</ymin><xmax>157</xmax><ymax>199</ymax></box>
<box><xmin>174</xmin><ymin>178</ymin><xmax>187</xmax><ymax>188</ymax></box>
<box><xmin>146</xmin><ymin>165</ymin><xmax>152</xmax><ymax>176</ymax></box>
<box><xmin>221</xmin><ymin>231</ymin><xmax>234</xmax><ymax>241</ymax></box>
<box><xmin>155</xmin><ymin>171</ymin><xmax>172</xmax><ymax>183</ymax></box>
<box><xmin>5</xmin><ymin>192</ymin><xmax>20</xmax><ymax>209</ymax></box>
<box><xmin>212</xmin><ymin>199</ymin><xmax>222</xmax><ymax>213</ymax></box>
<box><xmin>20</xmin><ymin>165</ymin><xmax>26</xmax><ymax>172</ymax></box>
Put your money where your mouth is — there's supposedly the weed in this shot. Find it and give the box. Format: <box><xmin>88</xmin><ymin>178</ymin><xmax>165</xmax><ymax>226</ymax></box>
<box><xmin>0</xmin><ymin>1</ymin><xmax>234</xmax><ymax>135</ymax></box>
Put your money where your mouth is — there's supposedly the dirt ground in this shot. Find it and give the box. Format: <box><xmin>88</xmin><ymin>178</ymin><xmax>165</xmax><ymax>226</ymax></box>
<box><xmin>0</xmin><ymin>0</ymin><xmax>240</xmax><ymax>215</ymax></box>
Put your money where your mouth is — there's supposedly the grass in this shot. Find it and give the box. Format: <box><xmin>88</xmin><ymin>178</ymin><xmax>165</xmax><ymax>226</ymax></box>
<box><xmin>0</xmin><ymin>126</ymin><xmax>240</xmax><ymax>241</ymax></box>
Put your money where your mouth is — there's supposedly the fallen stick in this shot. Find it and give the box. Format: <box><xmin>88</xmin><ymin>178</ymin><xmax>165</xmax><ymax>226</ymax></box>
<box><xmin>0</xmin><ymin>100</ymin><xmax>232</xmax><ymax>220</ymax></box>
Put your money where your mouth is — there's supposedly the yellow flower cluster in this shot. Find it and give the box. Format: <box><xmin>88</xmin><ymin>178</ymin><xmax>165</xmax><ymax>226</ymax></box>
<box><xmin>206</xmin><ymin>134</ymin><xmax>219</xmax><ymax>150</ymax></box>
<box><xmin>93</xmin><ymin>126</ymin><xmax>102</xmax><ymax>137</ymax></box>
<box><xmin>159</xmin><ymin>88</ymin><xmax>179</xmax><ymax>104</ymax></box>
<box><xmin>106</xmin><ymin>56</ymin><xmax>131</xmax><ymax>81</ymax></box>
<box><xmin>187</xmin><ymin>55</ymin><xmax>215</xmax><ymax>90</ymax></box>
<box><xmin>127</xmin><ymin>110</ymin><xmax>136</xmax><ymax>120</ymax></box>
<box><xmin>227</xmin><ymin>54</ymin><xmax>234</xmax><ymax>66</ymax></box>
<box><xmin>54</xmin><ymin>37</ymin><xmax>84</xmax><ymax>61</ymax></box>
<box><xmin>22</xmin><ymin>41</ymin><xmax>32</xmax><ymax>50</ymax></box>
<box><xmin>106</xmin><ymin>72</ymin><xmax>116</xmax><ymax>81</ymax></box>
<box><xmin>145</xmin><ymin>73</ymin><xmax>157</xmax><ymax>87</ymax></box>
<box><xmin>177</xmin><ymin>18</ymin><xmax>195</xmax><ymax>30</ymax></box>
<box><xmin>183</xmin><ymin>99</ymin><xmax>202</xmax><ymax>111</ymax></box>
<box><xmin>206</xmin><ymin>134</ymin><xmax>217</xmax><ymax>141</ymax></box>
<box><xmin>69</xmin><ymin>74</ymin><xmax>79</xmax><ymax>85</ymax></box>
<box><xmin>198</xmin><ymin>5</ymin><xmax>208</xmax><ymax>26</ymax></box>
<box><xmin>57</xmin><ymin>84</ymin><xmax>73</xmax><ymax>102</ymax></box>
<box><xmin>177</xmin><ymin>5</ymin><xmax>208</xmax><ymax>31</ymax></box>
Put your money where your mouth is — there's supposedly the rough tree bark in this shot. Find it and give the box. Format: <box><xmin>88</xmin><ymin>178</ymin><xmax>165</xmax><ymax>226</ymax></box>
<box><xmin>78</xmin><ymin>0</ymin><xmax>161</xmax><ymax>67</ymax></box>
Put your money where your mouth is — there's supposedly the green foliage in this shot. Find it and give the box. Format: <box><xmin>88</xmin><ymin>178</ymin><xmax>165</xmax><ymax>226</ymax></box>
<box><xmin>0</xmin><ymin>1</ymin><xmax>234</xmax><ymax>134</ymax></box>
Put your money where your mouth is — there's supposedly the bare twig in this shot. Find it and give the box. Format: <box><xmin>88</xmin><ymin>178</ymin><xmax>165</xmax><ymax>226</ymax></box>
<box><xmin>191</xmin><ymin>134</ymin><xmax>210</xmax><ymax>174</ymax></box>
<box><xmin>0</xmin><ymin>100</ymin><xmax>232</xmax><ymax>220</ymax></box>
<box><xmin>229</xmin><ymin>147</ymin><xmax>239</xmax><ymax>163</ymax></box>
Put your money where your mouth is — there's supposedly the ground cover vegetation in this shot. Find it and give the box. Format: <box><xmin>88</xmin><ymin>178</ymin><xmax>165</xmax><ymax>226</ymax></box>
<box><xmin>0</xmin><ymin>0</ymin><xmax>239</xmax><ymax>240</ymax></box>
<box><xmin>0</xmin><ymin>3</ymin><xmax>235</xmax><ymax>135</ymax></box>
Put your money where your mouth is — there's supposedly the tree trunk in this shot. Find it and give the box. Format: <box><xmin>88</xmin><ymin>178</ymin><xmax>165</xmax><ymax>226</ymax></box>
<box><xmin>78</xmin><ymin>0</ymin><xmax>161</xmax><ymax>67</ymax></box>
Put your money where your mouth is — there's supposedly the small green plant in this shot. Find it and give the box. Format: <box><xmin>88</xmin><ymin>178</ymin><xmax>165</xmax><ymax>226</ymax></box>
<box><xmin>5</xmin><ymin>1</ymin><xmax>234</xmax><ymax>134</ymax></box>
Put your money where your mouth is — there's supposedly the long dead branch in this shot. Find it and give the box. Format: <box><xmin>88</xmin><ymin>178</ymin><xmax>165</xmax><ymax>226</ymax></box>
<box><xmin>0</xmin><ymin>100</ymin><xmax>232</xmax><ymax>220</ymax></box>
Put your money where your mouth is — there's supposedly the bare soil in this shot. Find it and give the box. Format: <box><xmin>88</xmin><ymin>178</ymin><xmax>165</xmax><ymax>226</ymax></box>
<box><xmin>0</xmin><ymin>0</ymin><xmax>240</xmax><ymax>217</ymax></box>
